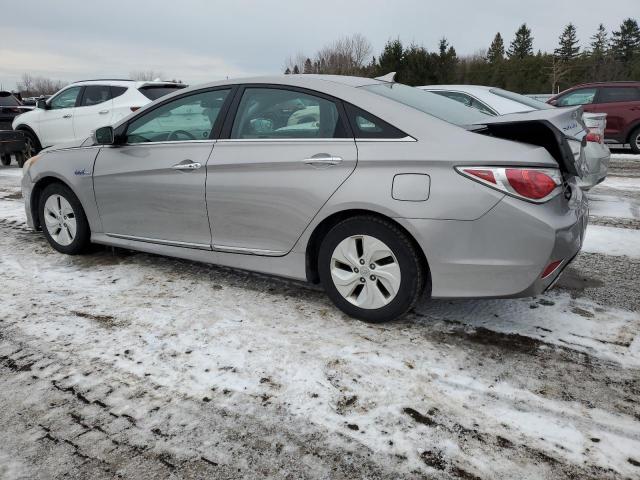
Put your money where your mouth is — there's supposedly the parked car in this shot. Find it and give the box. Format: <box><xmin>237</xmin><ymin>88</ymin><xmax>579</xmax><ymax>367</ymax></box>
<box><xmin>21</xmin><ymin>75</ymin><xmax>588</xmax><ymax>322</ymax></box>
<box><xmin>12</xmin><ymin>79</ymin><xmax>187</xmax><ymax>157</ymax></box>
<box><xmin>0</xmin><ymin>91</ymin><xmax>32</xmax><ymax>130</ymax></box>
<box><xmin>420</xmin><ymin>85</ymin><xmax>610</xmax><ymax>188</ymax></box>
<box><xmin>548</xmin><ymin>81</ymin><xmax>640</xmax><ymax>153</ymax></box>
<box><xmin>0</xmin><ymin>130</ymin><xmax>26</xmax><ymax>167</ymax></box>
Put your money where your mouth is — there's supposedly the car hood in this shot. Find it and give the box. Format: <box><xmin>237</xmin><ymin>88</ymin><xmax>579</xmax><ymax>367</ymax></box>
<box><xmin>41</xmin><ymin>137</ymin><xmax>93</xmax><ymax>154</ymax></box>
<box><xmin>472</xmin><ymin>106</ymin><xmax>588</xmax><ymax>178</ymax></box>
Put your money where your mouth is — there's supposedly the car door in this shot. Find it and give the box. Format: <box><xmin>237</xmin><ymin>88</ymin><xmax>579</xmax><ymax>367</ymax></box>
<box><xmin>207</xmin><ymin>86</ymin><xmax>357</xmax><ymax>255</ymax></box>
<box><xmin>592</xmin><ymin>86</ymin><xmax>640</xmax><ymax>141</ymax></box>
<box><xmin>93</xmin><ymin>88</ymin><xmax>232</xmax><ymax>248</ymax></box>
<box><xmin>73</xmin><ymin>85</ymin><xmax>115</xmax><ymax>141</ymax></box>
<box><xmin>39</xmin><ymin>86</ymin><xmax>83</xmax><ymax>147</ymax></box>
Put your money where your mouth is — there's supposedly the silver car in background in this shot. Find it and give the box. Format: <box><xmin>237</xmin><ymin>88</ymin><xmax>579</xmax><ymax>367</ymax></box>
<box><xmin>21</xmin><ymin>75</ymin><xmax>588</xmax><ymax>322</ymax></box>
<box><xmin>420</xmin><ymin>84</ymin><xmax>610</xmax><ymax>189</ymax></box>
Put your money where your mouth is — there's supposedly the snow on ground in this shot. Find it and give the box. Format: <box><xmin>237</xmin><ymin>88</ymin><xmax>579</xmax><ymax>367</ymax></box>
<box><xmin>1</xmin><ymin>164</ymin><xmax>640</xmax><ymax>479</ymax></box>
<box><xmin>582</xmin><ymin>225</ymin><xmax>640</xmax><ymax>259</ymax></box>
<box><xmin>588</xmin><ymin>193</ymin><xmax>639</xmax><ymax>220</ymax></box>
<box><xmin>601</xmin><ymin>176</ymin><xmax>640</xmax><ymax>192</ymax></box>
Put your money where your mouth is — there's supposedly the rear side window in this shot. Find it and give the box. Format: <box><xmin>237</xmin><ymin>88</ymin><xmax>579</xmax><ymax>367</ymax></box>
<box><xmin>138</xmin><ymin>85</ymin><xmax>187</xmax><ymax>101</ymax></box>
<box><xmin>597</xmin><ymin>87</ymin><xmax>640</xmax><ymax>103</ymax></box>
<box><xmin>556</xmin><ymin>88</ymin><xmax>596</xmax><ymax>106</ymax></box>
<box><xmin>111</xmin><ymin>86</ymin><xmax>128</xmax><ymax>100</ymax></box>
<box><xmin>345</xmin><ymin>103</ymin><xmax>407</xmax><ymax>139</ymax></box>
<box><xmin>79</xmin><ymin>85</ymin><xmax>112</xmax><ymax>107</ymax></box>
<box><xmin>230</xmin><ymin>87</ymin><xmax>347</xmax><ymax>139</ymax></box>
<box><xmin>0</xmin><ymin>92</ymin><xmax>20</xmax><ymax>107</ymax></box>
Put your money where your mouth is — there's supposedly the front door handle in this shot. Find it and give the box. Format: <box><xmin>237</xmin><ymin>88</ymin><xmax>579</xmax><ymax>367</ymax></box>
<box><xmin>63</xmin><ymin>114</ymin><xmax>72</xmax><ymax>119</ymax></box>
<box><xmin>302</xmin><ymin>154</ymin><xmax>343</xmax><ymax>167</ymax></box>
<box><xmin>172</xmin><ymin>161</ymin><xmax>202</xmax><ymax>171</ymax></box>
<box><xmin>99</xmin><ymin>109</ymin><xmax>109</xmax><ymax>115</ymax></box>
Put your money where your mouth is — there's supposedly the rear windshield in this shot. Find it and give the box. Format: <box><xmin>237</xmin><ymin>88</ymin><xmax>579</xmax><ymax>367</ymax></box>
<box><xmin>361</xmin><ymin>83</ymin><xmax>491</xmax><ymax>126</ymax></box>
<box><xmin>0</xmin><ymin>92</ymin><xmax>21</xmax><ymax>107</ymax></box>
<box><xmin>138</xmin><ymin>85</ymin><xmax>187</xmax><ymax>101</ymax></box>
<box><xmin>489</xmin><ymin>88</ymin><xmax>554</xmax><ymax>110</ymax></box>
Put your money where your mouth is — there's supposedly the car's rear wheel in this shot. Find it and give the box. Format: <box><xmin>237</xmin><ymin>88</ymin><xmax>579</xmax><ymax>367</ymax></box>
<box><xmin>318</xmin><ymin>216</ymin><xmax>426</xmax><ymax>322</ymax></box>
<box><xmin>39</xmin><ymin>183</ymin><xmax>90</xmax><ymax>254</ymax></box>
<box><xmin>0</xmin><ymin>154</ymin><xmax>10</xmax><ymax>166</ymax></box>
<box><xmin>630</xmin><ymin>127</ymin><xmax>640</xmax><ymax>155</ymax></box>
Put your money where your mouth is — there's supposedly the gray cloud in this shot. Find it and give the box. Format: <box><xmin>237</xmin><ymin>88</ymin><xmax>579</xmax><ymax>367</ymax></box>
<box><xmin>0</xmin><ymin>0</ymin><xmax>636</xmax><ymax>90</ymax></box>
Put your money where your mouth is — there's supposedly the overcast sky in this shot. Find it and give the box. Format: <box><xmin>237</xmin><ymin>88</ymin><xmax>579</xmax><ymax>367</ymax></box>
<box><xmin>0</xmin><ymin>0</ymin><xmax>636</xmax><ymax>90</ymax></box>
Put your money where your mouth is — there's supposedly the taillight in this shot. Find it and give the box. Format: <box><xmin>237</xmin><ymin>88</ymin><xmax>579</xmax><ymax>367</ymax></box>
<box><xmin>130</xmin><ymin>106</ymin><xmax>141</xmax><ymax>112</ymax></box>
<box><xmin>585</xmin><ymin>128</ymin><xmax>603</xmax><ymax>144</ymax></box>
<box><xmin>456</xmin><ymin>167</ymin><xmax>562</xmax><ymax>203</ymax></box>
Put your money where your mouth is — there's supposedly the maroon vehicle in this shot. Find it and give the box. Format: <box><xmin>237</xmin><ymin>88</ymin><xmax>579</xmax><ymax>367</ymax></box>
<box><xmin>548</xmin><ymin>81</ymin><xmax>640</xmax><ymax>153</ymax></box>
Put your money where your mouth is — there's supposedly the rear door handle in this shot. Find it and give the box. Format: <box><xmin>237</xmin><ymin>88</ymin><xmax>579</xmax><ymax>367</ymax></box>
<box><xmin>99</xmin><ymin>109</ymin><xmax>109</xmax><ymax>114</ymax></box>
<box><xmin>172</xmin><ymin>161</ymin><xmax>202</xmax><ymax>170</ymax></box>
<box><xmin>62</xmin><ymin>114</ymin><xmax>72</xmax><ymax>118</ymax></box>
<box><xmin>302</xmin><ymin>154</ymin><xmax>343</xmax><ymax>167</ymax></box>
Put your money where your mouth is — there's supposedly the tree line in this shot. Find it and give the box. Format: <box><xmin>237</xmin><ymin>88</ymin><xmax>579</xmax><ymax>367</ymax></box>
<box><xmin>284</xmin><ymin>18</ymin><xmax>640</xmax><ymax>94</ymax></box>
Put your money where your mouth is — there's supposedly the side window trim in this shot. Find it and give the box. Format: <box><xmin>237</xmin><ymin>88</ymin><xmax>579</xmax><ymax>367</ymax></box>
<box><xmin>218</xmin><ymin>84</ymin><xmax>353</xmax><ymax>140</ymax></box>
<box><xmin>120</xmin><ymin>86</ymin><xmax>237</xmax><ymax>144</ymax></box>
<box><xmin>344</xmin><ymin>102</ymin><xmax>412</xmax><ymax>141</ymax></box>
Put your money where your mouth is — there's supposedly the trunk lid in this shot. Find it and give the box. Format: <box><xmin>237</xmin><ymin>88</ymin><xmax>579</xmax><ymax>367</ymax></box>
<box><xmin>472</xmin><ymin>106</ymin><xmax>588</xmax><ymax>179</ymax></box>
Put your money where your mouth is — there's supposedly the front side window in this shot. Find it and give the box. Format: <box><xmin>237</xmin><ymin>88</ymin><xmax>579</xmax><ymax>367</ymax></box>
<box><xmin>49</xmin><ymin>86</ymin><xmax>82</xmax><ymax>110</ymax></box>
<box><xmin>556</xmin><ymin>88</ymin><xmax>597</xmax><ymax>106</ymax></box>
<box><xmin>230</xmin><ymin>88</ymin><xmax>346</xmax><ymax>139</ymax></box>
<box><xmin>597</xmin><ymin>87</ymin><xmax>640</xmax><ymax>103</ymax></box>
<box><xmin>126</xmin><ymin>89</ymin><xmax>230</xmax><ymax>144</ymax></box>
<box><xmin>79</xmin><ymin>85</ymin><xmax>112</xmax><ymax>107</ymax></box>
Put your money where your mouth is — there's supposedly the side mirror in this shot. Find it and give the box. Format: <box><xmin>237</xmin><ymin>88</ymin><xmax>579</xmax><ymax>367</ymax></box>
<box><xmin>36</xmin><ymin>98</ymin><xmax>48</xmax><ymax>109</ymax></box>
<box><xmin>94</xmin><ymin>126</ymin><xmax>114</xmax><ymax>145</ymax></box>
<box><xmin>548</xmin><ymin>99</ymin><xmax>558</xmax><ymax>106</ymax></box>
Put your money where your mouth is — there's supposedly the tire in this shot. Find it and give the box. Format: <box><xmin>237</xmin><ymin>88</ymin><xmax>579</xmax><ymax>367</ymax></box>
<box><xmin>15</xmin><ymin>152</ymin><xmax>26</xmax><ymax>168</ymax></box>
<box><xmin>0</xmin><ymin>154</ymin><xmax>10</xmax><ymax>166</ymax></box>
<box><xmin>318</xmin><ymin>216</ymin><xmax>427</xmax><ymax>323</ymax></box>
<box><xmin>630</xmin><ymin>127</ymin><xmax>640</xmax><ymax>155</ymax></box>
<box><xmin>38</xmin><ymin>183</ymin><xmax>91</xmax><ymax>255</ymax></box>
<box><xmin>20</xmin><ymin>129</ymin><xmax>42</xmax><ymax>159</ymax></box>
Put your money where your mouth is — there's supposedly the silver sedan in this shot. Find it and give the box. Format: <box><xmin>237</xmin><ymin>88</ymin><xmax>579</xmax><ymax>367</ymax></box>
<box><xmin>21</xmin><ymin>75</ymin><xmax>589</xmax><ymax>322</ymax></box>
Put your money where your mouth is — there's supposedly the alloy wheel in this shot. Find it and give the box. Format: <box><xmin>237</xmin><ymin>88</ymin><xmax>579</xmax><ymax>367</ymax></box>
<box><xmin>43</xmin><ymin>194</ymin><xmax>77</xmax><ymax>246</ymax></box>
<box><xmin>330</xmin><ymin>235</ymin><xmax>401</xmax><ymax>309</ymax></box>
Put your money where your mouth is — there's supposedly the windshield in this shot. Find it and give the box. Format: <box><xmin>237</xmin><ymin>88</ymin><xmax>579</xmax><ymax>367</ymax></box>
<box><xmin>361</xmin><ymin>83</ymin><xmax>491</xmax><ymax>126</ymax></box>
<box><xmin>489</xmin><ymin>88</ymin><xmax>554</xmax><ymax>110</ymax></box>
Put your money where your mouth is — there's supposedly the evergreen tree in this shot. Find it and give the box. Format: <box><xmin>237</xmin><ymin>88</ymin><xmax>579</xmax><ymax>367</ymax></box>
<box><xmin>487</xmin><ymin>33</ymin><xmax>505</xmax><ymax>63</ymax></box>
<box><xmin>303</xmin><ymin>58</ymin><xmax>313</xmax><ymax>73</ymax></box>
<box><xmin>507</xmin><ymin>24</ymin><xmax>534</xmax><ymax>59</ymax></box>
<box><xmin>292</xmin><ymin>65</ymin><xmax>300</xmax><ymax>74</ymax></box>
<box><xmin>377</xmin><ymin>39</ymin><xmax>404</xmax><ymax>75</ymax></box>
<box><xmin>284</xmin><ymin>67</ymin><xmax>291</xmax><ymax>74</ymax></box>
<box><xmin>590</xmin><ymin>24</ymin><xmax>608</xmax><ymax>57</ymax></box>
<box><xmin>436</xmin><ymin>38</ymin><xmax>458</xmax><ymax>83</ymax></box>
<box><xmin>555</xmin><ymin>23</ymin><xmax>580</xmax><ymax>61</ymax></box>
<box><xmin>611</xmin><ymin>18</ymin><xmax>640</xmax><ymax>63</ymax></box>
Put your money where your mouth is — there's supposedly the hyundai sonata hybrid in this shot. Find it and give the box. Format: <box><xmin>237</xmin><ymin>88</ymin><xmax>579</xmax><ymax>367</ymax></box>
<box><xmin>21</xmin><ymin>74</ymin><xmax>589</xmax><ymax>322</ymax></box>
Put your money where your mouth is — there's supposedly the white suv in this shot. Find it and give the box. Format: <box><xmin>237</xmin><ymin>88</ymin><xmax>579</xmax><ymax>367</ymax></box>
<box><xmin>12</xmin><ymin>79</ymin><xmax>186</xmax><ymax>154</ymax></box>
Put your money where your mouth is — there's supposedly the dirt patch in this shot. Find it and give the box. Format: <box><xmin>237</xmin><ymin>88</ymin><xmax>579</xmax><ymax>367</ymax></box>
<box><xmin>72</xmin><ymin>311</ymin><xmax>120</xmax><ymax>328</ymax></box>
<box><xmin>461</xmin><ymin>327</ymin><xmax>544</xmax><ymax>355</ymax></box>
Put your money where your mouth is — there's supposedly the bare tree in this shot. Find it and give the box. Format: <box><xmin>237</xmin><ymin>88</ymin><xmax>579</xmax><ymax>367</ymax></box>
<box><xmin>129</xmin><ymin>70</ymin><xmax>165</xmax><ymax>81</ymax></box>
<box><xmin>315</xmin><ymin>33</ymin><xmax>373</xmax><ymax>75</ymax></box>
<box><xmin>16</xmin><ymin>73</ymin><xmax>67</xmax><ymax>96</ymax></box>
<box><xmin>283</xmin><ymin>52</ymin><xmax>308</xmax><ymax>75</ymax></box>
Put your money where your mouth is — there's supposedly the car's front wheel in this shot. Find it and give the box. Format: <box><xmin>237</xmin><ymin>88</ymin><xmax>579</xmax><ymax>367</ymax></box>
<box><xmin>0</xmin><ymin>154</ymin><xmax>10</xmax><ymax>166</ymax></box>
<box><xmin>318</xmin><ymin>216</ymin><xmax>427</xmax><ymax>322</ymax></box>
<box><xmin>39</xmin><ymin>183</ymin><xmax>91</xmax><ymax>254</ymax></box>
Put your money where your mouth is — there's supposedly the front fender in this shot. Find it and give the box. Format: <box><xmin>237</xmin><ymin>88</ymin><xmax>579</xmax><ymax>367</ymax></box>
<box><xmin>28</xmin><ymin>146</ymin><xmax>104</xmax><ymax>233</ymax></box>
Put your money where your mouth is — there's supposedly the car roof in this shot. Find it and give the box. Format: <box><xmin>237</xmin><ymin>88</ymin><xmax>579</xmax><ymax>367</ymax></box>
<box><xmin>190</xmin><ymin>74</ymin><xmax>384</xmax><ymax>90</ymax></box>
<box><xmin>70</xmin><ymin>79</ymin><xmax>185</xmax><ymax>88</ymax></box>
<box><xmin>419</xmin><ymin>85</ymin><xmax>494</xmax><ymax>93</ymax></box>
<box><xmin>565</xmin><ymin>81</ymin><xmax>640</xmax><ymax>89</ymax></box>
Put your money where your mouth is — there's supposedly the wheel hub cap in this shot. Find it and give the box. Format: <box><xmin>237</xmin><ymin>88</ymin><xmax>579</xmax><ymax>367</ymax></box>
<box><xmin>330</xmin><ymin>235</ymin><xmax>401</xmax><ymax>310</ymax></box>
<box><xmin>43</xmin><ymin>194</ymin><xmax>76</xmax><ymax>246</ymax></box>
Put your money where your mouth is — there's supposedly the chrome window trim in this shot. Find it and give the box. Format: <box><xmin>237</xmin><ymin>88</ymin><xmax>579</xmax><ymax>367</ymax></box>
<box><xmin>114</xmin><ymin>139</ymin><xmax>217</xmax><ymax>147</ymax></box>
<box><xmin>355</xmin><ymin>136</ymin><xmax>416</xmax><ymax>142</ymax></box>
<box><xmin>216</xmin><ymin>138</ymin><xmax>355</xmax><ymax>143</ymax></box>
<box><xmin>105</xmin><ymin>233</ymin><xmax>212</xmax><ymax>250</ymax></box>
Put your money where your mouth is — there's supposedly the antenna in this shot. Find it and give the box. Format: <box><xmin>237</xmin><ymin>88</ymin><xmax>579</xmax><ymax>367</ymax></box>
<box><xmin>374</xmin><ymin>72</ymin><xmax>396</xmax><ymax>83</ymax></box>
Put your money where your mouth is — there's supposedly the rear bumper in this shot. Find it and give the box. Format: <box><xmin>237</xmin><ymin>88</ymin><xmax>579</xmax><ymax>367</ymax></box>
<box><xmin>579</xmin><ymin>144</ymin><xmax>610</xmax><ymax>190</ymax></box>
<box><xmin>397</xmin><ymin>183</ymin><xmax>588</xmax><ymax>299</ymax></box>
<box><xmin>0</xmin><ymin>130</ymin><xmax>25</xmax><ymax>155</ymax></box>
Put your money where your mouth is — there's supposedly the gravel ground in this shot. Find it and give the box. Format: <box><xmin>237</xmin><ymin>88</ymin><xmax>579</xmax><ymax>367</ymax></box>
<box><xmin>1</xmin><ymin>155</ymin><xmax>639</xmax><ymax>480</ymax></box>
